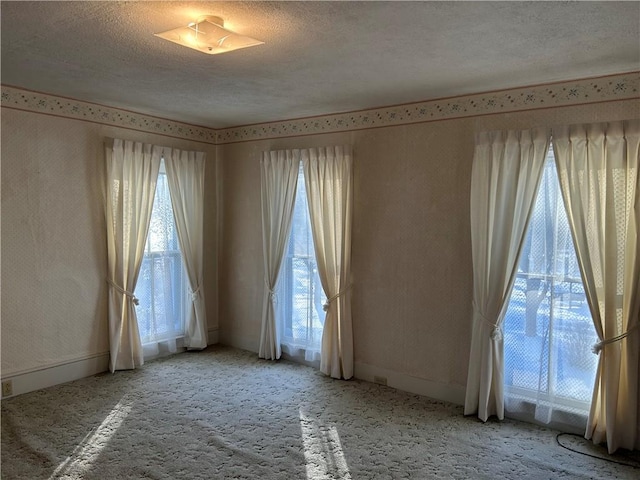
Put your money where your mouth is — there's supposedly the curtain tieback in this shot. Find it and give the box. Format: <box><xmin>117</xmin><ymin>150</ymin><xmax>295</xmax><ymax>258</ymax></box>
<box><xmin>190</xmin><ymin>284</ymin><xmax>201</xmax><ymax>302</ymax></box>
<box><xmin>264</xmin><ymin>279</ymin><xmax>278</xmax><ymax>304</ymax></box>
<box><xmin>106</xmin><ymin>278</ymin><xmax>139</xmax><ymax>306</ymax></box>
<box><xmin>472</xmin><ymin>301</ymin><xmax>501</xmax><ymax>340</ymax></box>
<box><xmin>592</xmin><ymin>322</ymin><xmax>639</xmax><ymax>354</ymax></box>
<box><xmin>323</xmin><ymin>284</ymin><xmax>353</xmax><ymax>312</ymax></box>
<box><xmin>268</xmin><ymin>290</ymin><xmax>278</xmax><ymax>303</ymax></box>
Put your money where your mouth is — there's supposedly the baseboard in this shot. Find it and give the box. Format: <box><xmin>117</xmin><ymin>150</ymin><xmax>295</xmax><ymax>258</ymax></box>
<box><xmin>216</xmin><ymin>333</ymin><xmax>466</xmax><ymax>405</ymax></box>
<box><xmin>2</xmin><ymin>329</ymin><xmax>221</xmax><ymax>399</ymax></box>
<box><xmin>354</xmin><ymin>361</ymin><xmax>466</xmax><ymax>406</ymax></box>
<box><xmin>207</xmin><ymin>327</ymin><xmax>220</xmax><ymax>345</ymax></box>
<box><xmin>1</xmin><ymin>352</ymin><xmax>110</xmax><ymax>399</ymax></box>
<box><xmin>218</xmin><ymin>331</ymin><xmax>258</xmax><ymax>354</ymax></box>
<box><xmin>1</xmin><ymin>339</ymin><xmax>465</xmax><ymax>407</ymax></box>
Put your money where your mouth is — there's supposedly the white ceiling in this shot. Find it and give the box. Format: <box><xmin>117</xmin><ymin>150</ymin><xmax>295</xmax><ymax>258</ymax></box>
<box><xmin>2</xmin><ymin>1</ymin><xmax>639</xmax><ymax>129</ymax></box>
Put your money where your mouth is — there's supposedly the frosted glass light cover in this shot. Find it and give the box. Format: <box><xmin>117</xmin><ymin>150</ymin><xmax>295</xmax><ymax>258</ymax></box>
<box><xmin>155</xmin><ymin>16</ymin><xmax>264</xmax><ymax>55</ymax></box>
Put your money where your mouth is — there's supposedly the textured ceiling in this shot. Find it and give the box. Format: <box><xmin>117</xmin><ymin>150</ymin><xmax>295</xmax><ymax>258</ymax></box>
<box><xmin>1</xmin><ymin>1</ymin><xmax>639</xmax><ymax>128</ymax></box>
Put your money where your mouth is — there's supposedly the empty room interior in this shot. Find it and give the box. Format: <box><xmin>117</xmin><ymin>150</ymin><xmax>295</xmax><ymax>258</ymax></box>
<box><xmin>1</xmin><ymin>1</ymin><xmax>639</xmax><ymax>478</ymax></box>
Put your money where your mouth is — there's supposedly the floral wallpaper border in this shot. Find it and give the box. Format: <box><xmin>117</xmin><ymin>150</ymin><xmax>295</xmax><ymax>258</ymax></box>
<box><xmin>217</xmin><ymin>71</ymin><xmax>639</xmax><ymax>144</ymax></box>
<box><xmin>2</xmin><ymin>71</ymin><xmax>638</xmax><ymax>145</ymax></box>
<box><xmin>0</xmin><ymin>86</ymin><xmax>217</xmax><ymax>144</ymax></box>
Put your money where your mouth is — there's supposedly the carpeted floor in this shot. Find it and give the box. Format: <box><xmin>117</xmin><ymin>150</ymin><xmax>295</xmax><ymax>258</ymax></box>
<box><xmin>2</xmin><ymin>346</ymin><xmax>639</xmax><ymax>479</ymax></box>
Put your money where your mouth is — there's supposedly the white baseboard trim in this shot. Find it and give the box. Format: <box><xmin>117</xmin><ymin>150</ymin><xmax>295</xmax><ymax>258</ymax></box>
<box><xmin>216</xmin><ymin>333</ymin><xmax>466</xmax><ymax>405</ymax></box>
<box><xmin>1</xmin><ymin>352</ymin><xmax>110</xmax><ymax>399</ymax></box>
<box><xmin>1</xmin><ymin>328</ymin><xmax>220</xmax><ymax>399</ymax></box>
<box><xmin>207</xmin><ymin>327</ymin><xmax>220</xmax><ymax>345</ymax></box>
<box><xmin>1</xmin><ymin>338</ymin><xmax>465</xmax><ymax>408</ymax></box>
<box><xmin>354</xmin><ymin>361</ymin><xmax>466</xmax><ymax>406</ymax></box>
<box><xmin>218</xmin><ymin>331</ymin><xmax>258</xmax><ymax>354</ymax></box>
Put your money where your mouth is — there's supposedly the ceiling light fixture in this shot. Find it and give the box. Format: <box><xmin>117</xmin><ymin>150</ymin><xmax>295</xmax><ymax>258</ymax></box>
<box><xmin>154</xmin><ymin>16</ymin><xmax>264</xmax><ymax>55</ymax></box>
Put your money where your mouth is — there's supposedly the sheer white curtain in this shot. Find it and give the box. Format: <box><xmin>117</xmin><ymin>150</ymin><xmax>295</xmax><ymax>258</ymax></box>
<box><xmin>464</xmin><ymin>129</ymin><xmax>550</xmax><ymax>420</ymax></box>
<box><xmin>259</xmin><ymin>150</ymin><xmax>300</xmax><ymax>360</ymax></box>
<box><xmin>276</xmin><ymin>163</ymin><xmax>325</xmax><ymax>363</ymax></box>
<box><xmin>136</xmin><ymin>165</ymin><xmax>186</xmax><ymax>359</ymax></box>
<box><xmin>165</xmin><ymin>148</ymin><xmax>207</xmax><ymax>350</ymax></box>
<box><xmin>303</xmin><ymin>146</ymin><xmax>354</xmax><ymax>379</ymax></box>
<box><xmin>502</xmin><ymin>151</ymin><xmax>598</xmax><ymax>431</ymax></box>
<box><xmin>105</xmin><ymin>139</ymin><xmax>161</xmax><ymax>372</ymax></box>
<box><xmin>553</xmin><ymin>120</ymin><xmax>640</xmax><ymax>453</ymax></box>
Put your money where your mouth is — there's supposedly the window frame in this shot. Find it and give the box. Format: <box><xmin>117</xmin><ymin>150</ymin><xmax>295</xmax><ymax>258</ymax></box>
<box><xmin>135</xmin><ymin>159</ymin><xmax>189</xmax><ymax>346</ymax></box>
<box><xmin>277</xmin><ymin>162</ymin><xmax>325</xmax><ymax>357</ymax></box>
<box><xmin>503</xmin><ymin>146</ymin><xmax>598</xmax><ymax>419</ymax></box>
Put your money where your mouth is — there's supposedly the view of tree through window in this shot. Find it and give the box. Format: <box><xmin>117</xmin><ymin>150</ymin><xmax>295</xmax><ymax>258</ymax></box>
<box><xmin>278</xmin><ymin>163</ymin><xmax>324</xmax><ymax>358</ymax></box>
<box><xmin>504</xmin><ymin>148</ymin><xmax>598</xmax><ymax>419</ymax></box>
<box><xmin>135</xmin><ymin>161</ymin><xmax>187</xmax><ymax>345</ymax></box>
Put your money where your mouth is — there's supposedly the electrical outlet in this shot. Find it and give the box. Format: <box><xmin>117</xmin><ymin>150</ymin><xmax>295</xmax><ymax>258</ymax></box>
<box><xmin>2</xmin><ymin>380</ymin><xmax>13</xmax><ymax>398</ymax></box>
<box><xmin>373</xmin><ymin>375</ymin><xmax>387</xmax><ymax>386</ymax></box>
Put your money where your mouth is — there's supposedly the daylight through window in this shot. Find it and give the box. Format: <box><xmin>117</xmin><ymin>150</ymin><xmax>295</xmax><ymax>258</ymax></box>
<box><xmin>503</xmin><ymin>146</ymin><xmax>598</xmax><ymax>426</ymax></box>
<box><xmin>278</xmin><ymin>163</ymin><xmax>325</xmax><ymax>361</ymax></box>
<box><xmin>135</xmin><ymin>160</ymin><xmax>188</xmax><ymax>349</ymax></box>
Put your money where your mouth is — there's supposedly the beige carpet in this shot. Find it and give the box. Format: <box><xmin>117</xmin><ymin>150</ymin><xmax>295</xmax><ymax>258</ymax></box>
<box><xmin>2</xmin><ymin>346</ymin><xmax>639</xmax><ymax>479</ymax></box>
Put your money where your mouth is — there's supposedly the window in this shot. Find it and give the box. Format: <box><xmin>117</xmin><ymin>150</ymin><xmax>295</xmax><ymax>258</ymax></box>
<box><xmin>135</xmin><ymin>160</ymin><xmax>188</xmax><ymax>352</ymax></box>
<box><xmin>504</xmin><ymin>147</ymin><xmax>598</xmax><ymax>426</ymax></box>
<box><xmin>278</xmin><ymin>163</ymin><xmax>325</xmax><ymax>361</ymax></box>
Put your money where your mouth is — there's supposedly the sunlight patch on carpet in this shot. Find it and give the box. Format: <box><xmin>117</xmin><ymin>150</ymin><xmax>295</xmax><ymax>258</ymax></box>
<box><xmin>49</xmin><ymin>396</ymin><xmax>132</xmax><ymax>479</ymax></box>
<box><xmin>299</xmin><ymin>408</ymin><xmax>352</xmax><ymax>480</ymax></box>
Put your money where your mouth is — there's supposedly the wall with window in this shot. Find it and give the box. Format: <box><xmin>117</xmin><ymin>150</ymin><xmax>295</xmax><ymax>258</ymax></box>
<box><xmin>218</xmin><ymin>98</ymin><xmax>638</xmax><ymax>404</ymax></box>
<box><xmin>1</xmin><ymin>78</ymin><xmax>636</xmax><ymax>403</ymax></box>
<box><xmin>1</xmin><ymin>108</ymin><xmax>218</xmax><ymax>389</ymax></box>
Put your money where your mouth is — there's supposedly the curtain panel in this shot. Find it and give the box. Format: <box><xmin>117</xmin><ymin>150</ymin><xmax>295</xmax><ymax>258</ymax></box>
<box><xmin>464</xmin><ymin>129</ymin><xmax>550</xmax><ymax>421</ymax></box>
<box><xmin>303</xmin><ymin>146</ymin><xmax>354</xmax><ymax>379</ymax></box>
<box><xmin>165</xmin><ymin>149</ymin><xmax>208</xmax><ymax>350</ymax></box>
<box><xmin>553</xmin><ymin>120</ymin><xmax>640</xmax><ymax>453</ymax></box>
<box><xmin>259</xmin><ymin>150</ymin><xmax>300</xmax><ymax>360</ymax></box>
<box><xmin>104</xmin><ymin>139</ymin><xmax>162</xmax><ymax>372</ymax></box>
